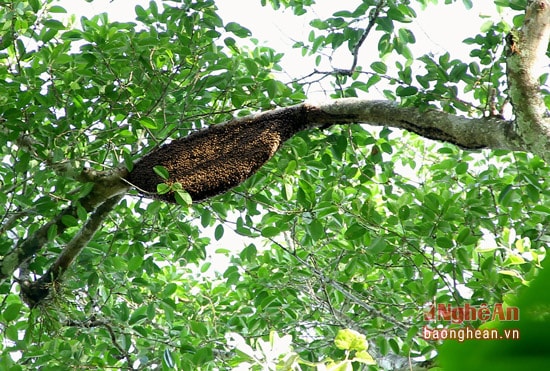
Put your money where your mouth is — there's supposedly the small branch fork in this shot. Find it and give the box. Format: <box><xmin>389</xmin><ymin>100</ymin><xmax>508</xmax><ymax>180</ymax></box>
<box><xmin>335</xmin><ymin>0</ymin><xmax>386</xmax><ymax>76</ymax></box>
<box><xmin>65</xmin><ymin>317</ymin><xmax>133</xmax><ymax>367</ymax></box>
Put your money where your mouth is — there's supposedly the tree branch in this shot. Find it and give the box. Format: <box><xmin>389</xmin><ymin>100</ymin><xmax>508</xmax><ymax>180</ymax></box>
<box><xmin>0</xmin><ymin>167</ymin><xmax>129</xmax><ymax>285</ymax></box>
<box><xmin>305</xmin><ymin>99</ymin><xmax>524</xmax><ymax>151</ymax></box>
<box><xmin>20</xmin><ymin>194</ymin><xmax>124</xmax><ymax>307</ymax></box>
<box><xmin>335</xmin><ymin>0</ymin><xmax>385</xmax><ymax>76</ymax></box>
<box><xmin>0</xmin><ymin>209</ymin><xmax>33</xmax><ymax>236</ymax></box>
<box><xmin>506</xmin><ymin>0</ymin><xmax>550</xmax><ymax>155</ymax></box>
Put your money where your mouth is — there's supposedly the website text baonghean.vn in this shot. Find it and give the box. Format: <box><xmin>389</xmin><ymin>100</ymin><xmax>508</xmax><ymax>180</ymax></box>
<box><xmin>422</xmin><ymin>326</ymin><xmax>520</xmax><ymax>342</ymax></box>
<box><xmin>421</xmin><ymin>302</ymin><xmax>520</xmax><ymax>342</ymax></box>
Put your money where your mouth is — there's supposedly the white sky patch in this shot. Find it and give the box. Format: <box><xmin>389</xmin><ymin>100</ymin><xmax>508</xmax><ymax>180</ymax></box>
<box><xmin>54</xmin><ymin>0</ymin><xmax>515</xmax><ymax>102</ymax></box>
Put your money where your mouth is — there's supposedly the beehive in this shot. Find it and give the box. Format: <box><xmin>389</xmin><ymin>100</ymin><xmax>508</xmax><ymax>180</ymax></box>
<box><xmin>125</xmin><ymin>105</ymin><xmax>309</xmax><ymax>203</ymax></box>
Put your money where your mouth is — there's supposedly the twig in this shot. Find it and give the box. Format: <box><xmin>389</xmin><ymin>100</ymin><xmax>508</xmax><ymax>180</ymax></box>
<box><xmin>335</xmin><ymin>0</ymin><xmax>386</xmax><ymax>76</ymax></box>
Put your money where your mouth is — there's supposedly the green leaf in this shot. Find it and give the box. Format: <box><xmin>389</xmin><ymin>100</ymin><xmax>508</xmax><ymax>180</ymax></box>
<box><xmin>214</xmin><ymin>224</ymin><xmax>224</xmax><ymax>240</ymax></box>
<box><xmin>308</xmin><ymin>219</ymin><xmax>324</xmax><ymax>241</ymax></box>
<box><xmin>162</xmin><ymin>283</ymin><xmax>177</xmax><ymax>297</ymax></box>
<box><xmin>61</xmin><ymin>215</ymin><xmax>79</xmax><ymax>227</ymax></box>
<box><xmin>128</xmin><ymin>256</ymin><xmax>143</xmax><ymax>271</ymax></box>
<box><xmin>43</xmin><ymin>19</ymin><xmax>65</xmax><ymax>31</ymax></box>
<box><xmin>498</xmin><ymin>184</ymin><xmax>514</xmax><ymax>206</ymax></box>
<box><xmin>240</xmin><ymin>244</ymin><xmax>257</xmax><ymax>262</ymax></box>
<box><xmin>153</xmin><ymin>165</ymin><xmax>169</xmax><ymax>180</ymax></box>
<box><xmin>149</xmin><ymin>0</ymin><xmax>158</xmax><ymax>16</ymax></box>
<box><xmin>436</xmin><ymin>237</ymin><xmax>454</xmax><ymax>249</ymax></box>
<box><xmin>265</xmin><ymin>79</ymin><xmax>280</xmax><ymax>99</ymax></box>
<box><xmin>354</xmin><ymin>350</ymin><xmax>376</xmax><ymax>365</ymax></box>
<box><xmin>139</xmin><ymin>117</ymin><xmax>157</xmax><ymax>129</ymax></box>
<box><xmin>344</xmin><ymin>223</ymin><xmax>366</xmax><ymax>240</ymax></box>
<box><xmin>224</xmin><ymin>37</ymin><xmax>237</xmax><ymax>50</ymax></box>
<box><xmin>48</xmin><ymin>5</ymin><xmax>67</xmax><ymax>13</ymax></box>
<box><xmin>200</xmin><ymin>261</ymin><xmax>211</xmax><ymax>273</ymax></box>
<box><xmin>47</xmin><ymin>224</ymin><xmax>58</xmax><ymax>241</ymax></box>
<box><xmin>449</xmin><ymin>63</ymin><xmax>468</xmax><ymax>82</ymax></box>
<box><xmin>5</xmin><ymin>325</ymin><xmax>18</xmax><ymax>342</ymax></box>
<box><xmin>397</xmin><ymin>28</ymin><xmax>414</xmax><ymax>44</ymax></box>
<box><xmin>368</xmin><ymin>237</ymin><xmax>387</xmax><ymax>253</ymax></box>
<box><xmin>135</xmin><ymin>4</ymin><xmax>147</xmax><ymax>18</ymax></box>
<box><xmin>462</xmin><ymin>0</ymin><xmax>473</xmax><ymax>9</ymax></box>
<box><xmin>398</xmin><ymin>205</ymin><xmax>410</xmax><ymax>220</ymax></box>
<box><xmin>3</xmin><ymin>303</ymin><xmax>22</xmax><ymax>322</ymax></box>
<box><xmin>364</xmin><ymin>74</ymin><xmax>381</xmax><ymax>90</ymax></box>
<box><xmin>129</xmin><ymin>306</ymin><xmax>148</xmax><ymax>325</ymax></box>
<box><xmin>76</xmin><ymin>205</ymin><xmax>88</xmax><ymax>221</ymax></box>
<box><xmin>396</xmin><ymin>85</ymin><xmax>418</xmax><ymax>96</ymax></box>
<box><xmin>525</xmin><ymin>184</ymin><xmax>540</xmax><ymax>203</ymax></box>
<box><xmin>41</xmin><ymin>28</ymin><xmax>58</xmax><ymax>43</ymax></box>
<box><xmin>157</xmin><ymin>183</ymin><xmax>170</xmax><ymax>195</ymax></box>
<box><xmin>190</xmin><ymin>321</ymin><xmax>208</xmax><ymax>336</ymax></box>
<box><xmin>243</xmin><ymin>58</ymin><xmax>259</xmax><ymax>75</ymax></box>
<box><xmin>456</xmin><ymin>162</ymin><xmax>468</xmax><ymax>175</ymax></box>
<box><xmin>225</xmin><ymin>22</ymin><xmax>251</xmax><ymax>37</ymax></box>
<box><xmin>261</xmin><ymin>226</ymin><xmax>280</xmax><ymax>238</ymax></box>
<box><xmin>29</xmin><ymin>0</ymin><xmax>40</xmax><ymax>12</ymax></box>
<box><xmin>371</xmin><ymin>61</ymin><xmax>387</xmax><ymax>74</ymax></box>
<box><xmin>175</xmin><ymin>189</ymin><xmax>193</xmax><ymax>206</ymax></box>
<box><xmin>200</xmin><ymin>209</ymin><xmax>211</xmax><ymax>228</ymax></box>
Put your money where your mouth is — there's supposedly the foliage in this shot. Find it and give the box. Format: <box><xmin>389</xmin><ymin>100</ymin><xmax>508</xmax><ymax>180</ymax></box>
<box><xmin>225</xmin><ymin>329</ymin><xmax>375</xmax><ymax>370</ymax></box>
<box><xmin>439</xmin><ymin>257</ymin><xmax>550</xmax><ymax>371</ymax></box>
<box><xmin>0</xmin><ymin>0</ymin><xmax>548</xmax><ymax>370</ymax></box>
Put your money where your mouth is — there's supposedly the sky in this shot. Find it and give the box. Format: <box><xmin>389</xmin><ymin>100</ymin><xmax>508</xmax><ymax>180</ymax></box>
<box><xmin>57</xmin><ymin>0</ymin><xmax>503</xmax><ymax>55</ymax></box>
<box><xmin>56</xmin><ymin>0</ymin><xmax>513</xmax><ymax>102</ymax></box>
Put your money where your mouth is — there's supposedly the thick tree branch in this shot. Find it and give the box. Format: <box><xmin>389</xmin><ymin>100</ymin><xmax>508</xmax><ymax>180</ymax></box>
<box><xmin>306</xmin><ymin>99</ymin><xmax>524</xmax><ymax>151</ymax></box>
<box><xmin>20</xmin><ymin>194</ymin><xmax>124</xmax><ymax>307</ymax></box>
<box><xmin>0</xmin><ymin>168</ymin><xmax>129</xmax><ymax>285</ymax></box>
<box><xmin>506</xmin><ymin>0</ymin><xmax>550</xmax><ymax>155</ymax></box>
<box><xmin>7</xmin><ymin>62</ymin><xmax>545</xmax><ymax>287</ymax></box>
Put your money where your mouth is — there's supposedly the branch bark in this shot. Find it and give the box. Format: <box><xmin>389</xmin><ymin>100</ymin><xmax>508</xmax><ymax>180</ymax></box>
<box><xmin>506</xmin><ymin>0</ymin><xmax>550</xmax><ymax>156</ymax></box>
<box><xmin>0</xmin><ymin>167</ymin><xmax>129</xmax><ymax>285</ymax></box>
<box><xmin>305</xmin><ymin>99</ymin><xmax>524</xmax><ymax>151</ymax></box>
<box><xmin>20</xmin><ymin>194</ymin><xmax>124</xmax><ymax>307</ymax></box>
